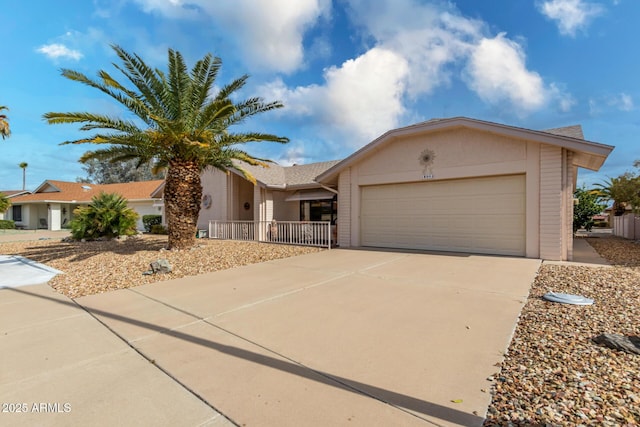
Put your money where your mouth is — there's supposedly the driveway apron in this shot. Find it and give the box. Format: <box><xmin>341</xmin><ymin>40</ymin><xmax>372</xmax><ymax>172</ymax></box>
<box><xmin>76</xmin><ymin>248</ymin><xmax>541</xmax><ymax>427</ymax></box>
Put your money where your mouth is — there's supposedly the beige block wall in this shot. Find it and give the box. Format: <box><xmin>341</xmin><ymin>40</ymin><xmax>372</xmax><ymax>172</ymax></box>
<box><xmin>198</xmin><ymin>168</ymin><xmax>229</xmax><ymax>228</ymax></box>
<box><xmin>337</xmin><ymin>168</ymin><xmax>351</xmax><ymax>247</ymax></box>
<box><xmin>272</xmin><ymin>191</ymin><xmax>300</xmax><ymax>221</ymax></box>
<box><xmin>539</xmin><ymin>145</ymin><xmax>563</xmax><ymax>260</ymax></box>
<box><xmin>336</xmin><ymin>128</ymin><xmax>573</xmax><ymax>260</ymax></box>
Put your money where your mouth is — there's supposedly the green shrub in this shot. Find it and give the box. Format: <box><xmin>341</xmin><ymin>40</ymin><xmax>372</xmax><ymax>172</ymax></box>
<box><xmin>150</xmin><ymin>224</ymin><xmax>167</xmax><ymax>235</ymax></box>
<box><xmin>0</xmin><ymin>219</ymin><xmax>15</xmax><ymax>229</ymax></box>
<box><xmin>142</xmin><ymin>214</ymin><xmax>162</xmax><ymax>232</ymax></box>
<box><xmin>71</xmin><ymin>192</ymin><xmax>139</xmax><ymax>240</ymax></box>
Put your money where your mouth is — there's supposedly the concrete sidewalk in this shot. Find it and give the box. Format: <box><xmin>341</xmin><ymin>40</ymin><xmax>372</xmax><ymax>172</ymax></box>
<box><xmin>0</xmin><ymin>284</ymin><xmax>232</xmax><ymax>427</ymax></box>
<box><xmin>74</xmin><ymin>249</ymin><xmax>541</xmax><ymax>426</ymax></box>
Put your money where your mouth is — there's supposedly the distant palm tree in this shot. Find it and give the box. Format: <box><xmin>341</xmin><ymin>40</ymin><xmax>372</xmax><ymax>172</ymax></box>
<box><xmin>0</xmin><ymin>106</ymin><xmax>10</xmax><ymax>139</ymax></box>
<box><xmin>43</xmin><ymin>45</ymin><xmax>288</xmax><ymax>249</ymax></box>
<box><xmin>18</xmin><ymin>162</ymin><xmax>28</xmax><ymax>190</ymax></box>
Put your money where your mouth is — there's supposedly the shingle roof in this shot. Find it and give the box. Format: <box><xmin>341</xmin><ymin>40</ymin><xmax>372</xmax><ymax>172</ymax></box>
<box><xmin>232</xmin><ymin>160</ymin><xmax>341</xmax><ymax>188</ymax></box>
<box><xmin>283</xmin><ymin>161</ymin><xmax>342</xmax><ymax>187</ymax></box>
<box><xmin>233</xmin><ymin>161</ymin><xmax>286</xmax><ymax>186</ymax></box>
<box><xmin>10</xmin><ymin>180</ymin><xmax>164</xmax><ymax>203</ymax></box>
<box><xmin>543</xmin><ymin>125</ymin><xmax>584</xmax><ymax>140</ymax></box>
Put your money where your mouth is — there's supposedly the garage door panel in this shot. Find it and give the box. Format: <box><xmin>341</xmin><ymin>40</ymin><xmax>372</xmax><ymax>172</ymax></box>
<box><xmin>361</xmin><ymin>175</ymin><xmax>526</xmax><ymax>256</ymax></box>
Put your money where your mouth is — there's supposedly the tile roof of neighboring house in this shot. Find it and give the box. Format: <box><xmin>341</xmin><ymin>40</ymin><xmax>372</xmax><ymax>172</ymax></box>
<box><xmin>10</xmin><ymin>180</ymin><xmax>164</xmax><ymax>203</ymax></box>
<box><xmin>0</xmin><ymin>190</ymin><xmax>30</xmax><ymax>197</ymax></box>
<box><xmin>231</xmin><ymin>160</ymin><xmax>341</xmax><ymax>188</ymax></box>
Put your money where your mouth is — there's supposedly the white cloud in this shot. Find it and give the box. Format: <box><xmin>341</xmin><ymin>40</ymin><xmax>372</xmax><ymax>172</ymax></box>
<box><xmin>538</xmin><ymin>0</ymin><xmax>604</xmax><ymax>36</ymax></box>
<box><xmin>344</xmin><ymin>0</ymin><xmax>482</xmax><ymax>96</ymax></box>
<box><xmin>589</xmin><ymin>93</ymin><xmax>634</xmax><ymax>116</ymax></box>
<box><xmin>36</xmin><ymin>43</ymin><xmax>83</xmax><ymax>60</ymax></box>
<box><xmin>260</xmin><ymin>47</ymin><xmax>409</xmax><ymax>146</ymax></box>
<box><xmin>133</xmin><ymin>0</ymin><xmax>330</xmax><ymax>73</ymax></box>
<box><xmin>556</xmin><ymin>90</ymin><xmax>577</xmax><ymax>112</ymax></box>
<box><xmin>323</xmin><ymin>48</ymin><xmax>409</xmax><ymax>140</ymax></box>
<box><xmin>610</xmin><ymin>93</ymin><xmax>634</xmax><ymax>111</ymax></box>
<box><xmin>465</xmin><ymin>34</ymin><xmax>547</xmax><ymax>114</ymax></box>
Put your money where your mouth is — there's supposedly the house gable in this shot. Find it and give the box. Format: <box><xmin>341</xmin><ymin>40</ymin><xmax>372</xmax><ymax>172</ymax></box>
<box><xmin>355</xmin><ymin>127</ymin><xmax>528</xmax><ymax>186</ymax></box>
<box><xmin>317</xmin><ymin>117</ymin><xmax>614</xmax><ymax>184</ymax></box>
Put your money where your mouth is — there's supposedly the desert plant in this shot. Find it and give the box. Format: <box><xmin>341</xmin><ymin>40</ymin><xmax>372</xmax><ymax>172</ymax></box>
<box><xmin>70</xmin><ymin>192</ymin><xmax>139</xmax><ymax>240</ymax></box>
<box><xmin>142</xmin><ymin>214</ymin><xmax>162</xmax><ymax>232</ymax></box>
<box><xmin>44</xmin><ymin>45</ymin><xmax>287</xmax><ymax>249</ymax></box>
<box><xmin>150</xmin><ymin>224</ymin><xmax>167</xmax><ymax>235</ymax></box>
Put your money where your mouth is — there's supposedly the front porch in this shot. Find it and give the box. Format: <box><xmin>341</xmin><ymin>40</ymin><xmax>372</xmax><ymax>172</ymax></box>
<box><xmin>208</xmin><ymin>220</ymin><xmax>334</xmax><ymax>249</ymax></box>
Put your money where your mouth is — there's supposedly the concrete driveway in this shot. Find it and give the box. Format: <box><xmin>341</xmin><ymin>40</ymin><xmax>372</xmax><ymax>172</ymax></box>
<box><xmin>1</xmin><ymin>240</ymin><xmax>542</xmax><ymax>426</ymax></box>
<box><xmin>71</xmin><ymin>248</ymin><xmax>540</xmax><ymax>426</ymax></box>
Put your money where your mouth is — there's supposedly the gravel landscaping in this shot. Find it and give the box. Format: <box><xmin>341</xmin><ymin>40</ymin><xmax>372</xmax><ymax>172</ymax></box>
<box><xmin>484</xmin><ymin>236</ymin><xmax>640</xmax><ymax>426</ymax></box>
<box><xmin>0</xmin><ymin>235</ymin><xmax>321</xmax><ymax>298</ymax></box>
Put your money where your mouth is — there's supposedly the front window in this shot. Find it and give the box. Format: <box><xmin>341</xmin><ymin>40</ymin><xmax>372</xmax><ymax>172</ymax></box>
<box><xmin>12</xmin><ymin>205</ymin><xmax>22</xmax><ymax>222</ymax></box>
<box><xmin>300</xmin><ymin>197</ymin><xmax>337</xmax><ymax>222</ymax></box>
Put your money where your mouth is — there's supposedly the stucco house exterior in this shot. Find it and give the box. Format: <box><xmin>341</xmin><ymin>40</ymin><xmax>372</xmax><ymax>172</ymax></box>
<box><xmin>200</xmin><ymin>117</ymin><xmax>613</xmax><ymax>261</ymax></box>
<box><xmin>6</xmin><ymin>180</ymin><xmax>164</xmax><ymax>231</ymax></box>
<box><xmin>0</xmin><ymin>190</ymin><xmax>30</xmax><ymax>221</ymax></box>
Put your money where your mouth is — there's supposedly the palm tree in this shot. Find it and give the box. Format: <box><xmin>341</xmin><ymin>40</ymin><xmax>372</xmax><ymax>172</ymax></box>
<box><xmin>592</xmin><ymin>174</ymin><xmax>640</xmax><ymax>215</ymax></box>
<box><xmin>18</xmin><ymin>162</ymin><xmax>28</xmax><ymax>190</ymax></box>
<box><xmin>43</xmin><ymin>45</ymin><xmax>288</xmax><ymax>249</ymax></box>
<box><xmin>0</xmin><ymin>106</ymin><xmax>10</xmax><ymax>139</ymax></box>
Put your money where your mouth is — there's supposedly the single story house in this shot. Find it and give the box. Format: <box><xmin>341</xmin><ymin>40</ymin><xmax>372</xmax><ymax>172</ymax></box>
<box><xmin>6</xmin><ymin>180</ymin><xmax>164</xmax><ymax>231</ymax></box>
<box><xmin>199</xmin><ymin>117</ymin><xmax>613</xmax><ymax>261</ymax></box>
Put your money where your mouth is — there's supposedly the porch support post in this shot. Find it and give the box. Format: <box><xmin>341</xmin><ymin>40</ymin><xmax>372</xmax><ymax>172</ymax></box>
<box><xmin>49</xmin><ymin>203</ymin><xmax>62</xmax><ymax>231</ymax></box>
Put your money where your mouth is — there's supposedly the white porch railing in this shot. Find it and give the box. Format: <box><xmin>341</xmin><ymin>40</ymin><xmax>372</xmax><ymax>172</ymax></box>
<box><xmin>208</xmin><ymin>220</ymin><xmax>332</xmax><ymax>249</ymax></box>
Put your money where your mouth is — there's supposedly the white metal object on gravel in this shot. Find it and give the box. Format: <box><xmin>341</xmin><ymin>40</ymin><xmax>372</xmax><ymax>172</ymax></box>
<box><xmin>542</xmin><ymin>292</ymin><xmax>594</xmax><ymax>305</ymax></box>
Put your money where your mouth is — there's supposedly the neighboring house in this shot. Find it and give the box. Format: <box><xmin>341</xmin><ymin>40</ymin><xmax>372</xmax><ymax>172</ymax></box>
<box><xmin>200</xmin><ymin>117</ymin><xmax>614</xmax><ymax>261</ymax></box>
<box><xmin>0</xmin><ymin>190</ymin><xmax>30</xmax><ymax>220</ymax></box>
<box><xmin>7</xmin><ymin>180</ymin><xmax>164</xmax><ymax>231</ymax></box>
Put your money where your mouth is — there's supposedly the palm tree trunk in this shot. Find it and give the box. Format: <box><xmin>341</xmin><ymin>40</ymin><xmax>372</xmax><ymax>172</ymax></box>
<box><xmin>164</xmin><ymin>160</ymin><xmax>202</xmax><ymax>250</ymax></box>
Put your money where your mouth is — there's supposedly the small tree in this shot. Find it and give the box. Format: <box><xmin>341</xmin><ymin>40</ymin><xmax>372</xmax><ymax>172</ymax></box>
<box><xmin>71</xmin><ymin>192</ymin><xmax>139</xmax><ymax>240</ymax></box>
<box><xmin>0</xmin><ymin>192</ymin><xmax>11</xmax><ymax>214</ymax></box>
<box><xmin>574</xmin><ymin>187</ymin><xmax>606</xmax><ymax>232</ymax></box>
<box><xmin>78</xmin><ymin>158</ymin><xmax>163</xmax><ymax>184</ymax></box>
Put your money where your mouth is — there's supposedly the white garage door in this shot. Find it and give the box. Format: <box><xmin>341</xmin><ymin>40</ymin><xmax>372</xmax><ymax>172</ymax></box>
<box><xmin>360</xmin><ymin>175</ymin><xmax>526</xmax><ymax>256</ymax></box>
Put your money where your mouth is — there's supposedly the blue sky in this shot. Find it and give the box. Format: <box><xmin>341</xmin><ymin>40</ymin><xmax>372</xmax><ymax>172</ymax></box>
<box><xmin>1</xmin><ymin>0</ymin><xmax>638</xmax><ymax>190</ymax></box>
